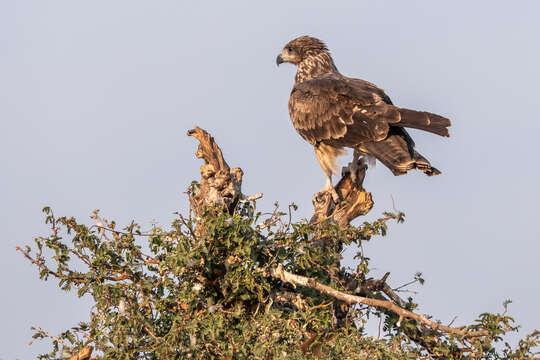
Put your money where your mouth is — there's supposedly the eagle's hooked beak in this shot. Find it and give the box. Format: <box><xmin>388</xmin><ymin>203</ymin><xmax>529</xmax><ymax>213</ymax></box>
<box><xmin>276</xmin><ymin>54</ymin><xmax>284</xmax><ymax>67</ymax></box>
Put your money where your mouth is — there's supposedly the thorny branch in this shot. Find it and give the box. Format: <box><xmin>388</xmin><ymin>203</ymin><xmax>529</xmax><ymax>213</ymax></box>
<box><xmin>31</xmin><ymin>327</ymin><xmax>93</xmax><ymax>360</ymax></box>
<box><xmin>31</xmin><ymin>326</ymin><xmax>67</xmax><ymax>347</ymax></box>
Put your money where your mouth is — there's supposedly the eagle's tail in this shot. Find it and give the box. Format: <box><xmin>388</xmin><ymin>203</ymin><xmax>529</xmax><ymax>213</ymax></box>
<box><xmin>363</xmin><ymin>129</ymin><xmax>441</xmax><ymax>176</ymax></box>
<box><xmin>397</xmin><ymin>108</ymin><xmax>451</xmax><ymax>137</ymax></box>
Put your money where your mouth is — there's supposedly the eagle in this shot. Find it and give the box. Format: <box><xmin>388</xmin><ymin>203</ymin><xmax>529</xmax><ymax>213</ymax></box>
<box><xmin>276</xmin><ymin>36</ymin><xmax>451</xmax><ymax>201</ymax></box>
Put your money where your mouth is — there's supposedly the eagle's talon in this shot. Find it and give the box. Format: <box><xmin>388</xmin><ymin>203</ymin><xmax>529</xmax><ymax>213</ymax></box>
<box><xmin>323</xmin><ymin>177</ymin><xmax>339</xmax><ymax>203</ymax></box>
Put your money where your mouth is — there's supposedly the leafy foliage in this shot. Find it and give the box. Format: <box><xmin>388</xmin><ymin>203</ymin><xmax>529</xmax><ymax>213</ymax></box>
<box><xmin>20</xmin><ymin>202</ymin><xmax>539</xmax><ymax>359</ymax></box>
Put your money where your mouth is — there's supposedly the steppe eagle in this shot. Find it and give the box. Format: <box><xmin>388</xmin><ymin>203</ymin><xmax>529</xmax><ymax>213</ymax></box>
<box><xmin>277</xmin><ymin>36</ymin><xmax>451</xmax><ymax>200</ymax></box>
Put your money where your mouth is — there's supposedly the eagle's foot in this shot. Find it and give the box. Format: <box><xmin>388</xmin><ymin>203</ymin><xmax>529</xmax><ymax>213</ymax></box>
<box><xmin>323</xmin><ymin>177</ymin><xmax>340</xmax><ymax>203</ymax></box>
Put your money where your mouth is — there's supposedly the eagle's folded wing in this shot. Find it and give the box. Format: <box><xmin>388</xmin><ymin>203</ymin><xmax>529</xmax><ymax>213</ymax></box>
<box><xmin>288</xmin><ymin>76</ymin><xmax>399</xmax><ymax>147</ymax></box>
<box><xmin>289</xmin><ymin>76</ymin><xmax>450</xmax><ymax>148</ymax></box>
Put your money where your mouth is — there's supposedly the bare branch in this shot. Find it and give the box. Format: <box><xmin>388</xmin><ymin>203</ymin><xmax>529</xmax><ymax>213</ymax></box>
<box><xmin>270</xmin><ymin>264</ymin><xmax>488</xmax><ymax>338</ymax></box>
<box><xmin>31</xmin><ymin>326</ymin><xmax>67</xmax><ymax>347</ymax></box>
<box><xmin>16</xmin><ymin>246</ymin><xmax>60</xmax><ymax>280</ymax></box>
<box><xmin>242</xmin><ymin>192</ymin><xmax>263</xmax><ymax>202</ymax></box>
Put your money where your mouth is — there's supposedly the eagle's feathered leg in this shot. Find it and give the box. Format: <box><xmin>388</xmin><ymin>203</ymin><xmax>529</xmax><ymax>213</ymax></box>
<box><xmin>314</xmin><ymin>143</ymin><xmax>346</xmax><ymax>203</ymax></box>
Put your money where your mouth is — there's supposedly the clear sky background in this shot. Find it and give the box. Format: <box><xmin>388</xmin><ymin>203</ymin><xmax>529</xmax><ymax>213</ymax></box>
<box><xmin>2</xmin><ymin>1</ymin><xmax>539</xmax><ymax>358</ymax></box>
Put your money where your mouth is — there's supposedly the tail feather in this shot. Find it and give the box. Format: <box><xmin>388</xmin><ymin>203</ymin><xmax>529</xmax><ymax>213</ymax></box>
<box><xmin>397</xmin><ymin>108</ymin><xmax>451</xmax><ymax>137</ymax></box>
<box><xmin>363</xmin><ymin>132</ymin><xmax>440</xmax><ymax>176</ymax></box>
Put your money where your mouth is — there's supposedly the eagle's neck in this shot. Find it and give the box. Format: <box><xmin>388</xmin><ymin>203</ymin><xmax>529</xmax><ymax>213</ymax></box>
<box><xmin>295</xmin><ymin>52</ymin><xmax>338</xmax><ymax>83</ymax></box>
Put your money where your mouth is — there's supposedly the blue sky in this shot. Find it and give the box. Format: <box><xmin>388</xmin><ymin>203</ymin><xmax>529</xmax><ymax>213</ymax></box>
<box><xmin>2</xmin><ymin>1</ymin><xmax>539</xmax><ymax>358</ymax></box>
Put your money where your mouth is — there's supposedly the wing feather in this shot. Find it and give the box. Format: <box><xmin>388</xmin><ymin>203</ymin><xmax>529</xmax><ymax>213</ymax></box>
<box><xmin>288</xmin><ymin>74</ymin><xmax>450</xmax><ymax>153</ymax></box>
<box><xmin>289</xmin><ymin>74</ymin><xmax>398</xmax><ymax>147</ymax></box>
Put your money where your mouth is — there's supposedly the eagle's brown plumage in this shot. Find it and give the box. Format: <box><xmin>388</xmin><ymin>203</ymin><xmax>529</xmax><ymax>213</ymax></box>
<box><xmin>277</xmin><ymin>36</ymin><xmax>451</xmax><ymax>195</ymax></box>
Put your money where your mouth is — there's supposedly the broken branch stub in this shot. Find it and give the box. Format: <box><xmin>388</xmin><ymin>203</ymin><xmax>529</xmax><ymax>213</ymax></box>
<box><xmin>310</xmin><ymin>160</ymin><xmax>374</xmax><ymax>227</ymax></box>
<box><xmin>187</xmin><ymin>126</ymin><xmax>243</xmax><ymax>218</ymax></box>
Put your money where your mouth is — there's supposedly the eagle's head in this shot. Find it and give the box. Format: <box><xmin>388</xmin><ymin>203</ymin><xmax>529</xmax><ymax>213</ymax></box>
<box><xmin>276</xmin><ymin>36</ymin><xmax>329</xmax><ymax>66</ymax></box>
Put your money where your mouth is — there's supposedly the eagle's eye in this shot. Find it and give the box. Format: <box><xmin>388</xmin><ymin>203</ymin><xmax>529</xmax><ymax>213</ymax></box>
<box><xmin>287</xmin><ymin>47</ymin><xmax>293</xmax><ymax>52</ymax></box>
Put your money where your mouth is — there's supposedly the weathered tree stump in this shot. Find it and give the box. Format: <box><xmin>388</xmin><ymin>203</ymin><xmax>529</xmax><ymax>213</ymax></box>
<box><xmin>187</xmin><ymin>126</ymin><xmax>244</xmax><ymax>219</ymax></box>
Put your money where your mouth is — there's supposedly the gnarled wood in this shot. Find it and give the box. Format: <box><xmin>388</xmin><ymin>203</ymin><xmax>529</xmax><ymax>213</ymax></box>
<box><xmin>310</xmin><ymin>159</ymin><xmax>373</xmax><ymax>226</ymax></box>
<box><xmin>187</xmin><ymin>126</ymin><xmax>243</xmax><ymax>219</ymax></box>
